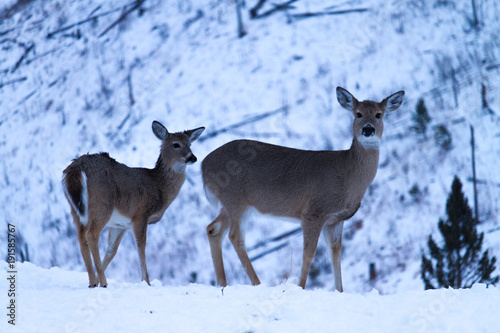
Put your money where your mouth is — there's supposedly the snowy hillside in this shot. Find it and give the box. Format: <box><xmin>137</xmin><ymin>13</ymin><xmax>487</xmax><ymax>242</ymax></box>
<box><xmin>1</xmin><ymin>0</ymin><xmax>500</xmax><ymax>294</ymax></box>
<box><xmin>2</xmin><ymin>262</ymin><xmax>500</xmax><ymax>333</ymax></box>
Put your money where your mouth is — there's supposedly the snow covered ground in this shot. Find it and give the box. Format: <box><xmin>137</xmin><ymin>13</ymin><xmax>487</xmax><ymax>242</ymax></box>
<box><xmin>2</xmin><ymin>261</ymin><xmax>500</xmax><ymax>333</ymax></box>
<box><xmin>1</xmin><ymin>0</ymin><xmax>500</xmax><ymax>304</ymax></box>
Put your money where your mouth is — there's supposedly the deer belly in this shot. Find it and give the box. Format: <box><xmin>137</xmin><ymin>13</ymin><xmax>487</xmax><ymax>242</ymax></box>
<box><xmin>147</xmin><ymin>211</ymin><xmax>164</xmax><ymax>224</ymax></box>
<box><xmin>246</xmin><ymin>206</ymin><xmax>302</xmax><ymax>225</ymax></box>
<box><xmin>107</xmin><ymin>209</ymin><xmax>132</xmax><ymax>229</ymax></box>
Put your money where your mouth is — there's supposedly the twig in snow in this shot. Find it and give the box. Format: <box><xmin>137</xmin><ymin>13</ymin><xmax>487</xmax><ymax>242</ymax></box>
<box><xmin>290</xmin><ymin>8</ymin><xmax>369</xmax><ymax>20</ymax></box>
<box><xmin>235</xmin><ymin>0</ymin><xmax>247</xmax><ymax>38</ymax></box>
<box><xmin>0</xmin><ymin>76</ymin><xmax>27</xmax><ymax>89</ymax></box>
<box><xmin>487</xmin><ymin>226</ymin><xmax>500</xmax><ymax>234</ymax></box>
<box><xmin>11</xmin><ymin>42</ymin><xmax>34</xmax><ymax>73</ymax></box>
<box><xmin>87</xmin><ymin>5</ymin><xmax>102</xmax><ymax>18</ymax></box>
<box><xmin>485</xmin><ymin>63</ymin><xmax>500</xmax><ymax>71</ymax></box>
<box><xmin>466</xmin><ymin>177</ymin><xmax>500</xmax><ymax>188</ymax></box>
<box><xmin>248</xmin><ymin>227</ymin><xmax>302</xmax><ymax>252</ymax></box>
<box><xmin>183</xmin><ymin>9</ymin><xmax>204</xmax><ymax>30</ymax></box>
<box><xmin>25</xmin><ymin>47</ymin><xmax>61</xmax><ymax>65</ymax></box>
<box><xmin>250</xmin><ymin>0</ymin><xmax>268</xmax><ymax>18</ymax></box>
<box><xmin>46</xmin><ymin>6</ymin><xmax>124</xmax><ymax>38</ymax></box>
<box><xmin>48</xmin><ymin>77</ymin><xmax>61</xmax><ymax>88</ymax></box>
<box><xmin>198</xmin><ymin>105</ymin><xmax>288</xmax><ymax>142</ymax></box>
<box><xmin>98</xmin><ymin>0</ymin><xmax>145</xmax><ymax>38</ymax></box>
<box><xmin>250</xmin><ymin>242</ymin><xmax>290</xmax><ymax>261</ymax></box>
<box><xmin>0</xmin><ymin>27</ymin><xmax>16</xmax><ymax>37</ymax></box>
<box><xmin>252</xmin><ymin>0</ymin><xmax>298</xmax><ymax>19</ymax></box>
<box><xmin>127</xmin><ymin>73</ymin><xmax>135</xmax><ymax>106</ymax></box>
<box><xmin>17</xmin><ymin>90</ymin><xmax>37</xmax><ymax>105</ymax></box>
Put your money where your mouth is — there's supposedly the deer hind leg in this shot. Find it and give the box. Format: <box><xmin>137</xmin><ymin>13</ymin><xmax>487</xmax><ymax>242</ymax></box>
<box><xmin>132</xmin><ymin>220</ymin><xmax>150</xmax><ymax>285</ymax></box>
<box><xmin>228</xmin><ymin>209</ymin><xmax>261</xmax><ymax>286</ymax></box>
<box><xmin>87</xmin><ymin>216</ymin><xmax>109</xmax><ymax>288</ymax></box>
<box><xmin>73</xmin><ymin>210</ymin><xmax>98</xmax><ymax>288</ymax></box>
<box><xmin>102</xmin><ymin>227</ymin><xmax>127</xmax><ymax>272</ymax></box>
<box><xmin>206</xmin><ymin>210</ymin><xmax>230</xmax><ymax>287</ymax></box>
<box><xmin>298</xmin><ymin>219</ymin><xmax>325</xmax><ymax>289</ymax></box>
<box><xmin>323</xmin><ymin>221</ymin><xmax>344</xmax><ymax>292</ymax></box>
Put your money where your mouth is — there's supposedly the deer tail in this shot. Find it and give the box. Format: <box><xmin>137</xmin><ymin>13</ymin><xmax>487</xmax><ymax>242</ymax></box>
<box><xmin>62</xmin><ymin>169</ymin><xmax>89</xmax><ymax>225</ymax></box>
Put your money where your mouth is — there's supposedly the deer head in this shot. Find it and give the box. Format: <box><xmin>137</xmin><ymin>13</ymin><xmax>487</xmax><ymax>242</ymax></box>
<box><xmin>336</xmin><ymin>87</ymin><xmax>405</xmax><ymax>149</ymax></box>
<box><xmin>152</xmin><ymin>121</ymin><xmax>205</xmax><ymax>173</ymax></box>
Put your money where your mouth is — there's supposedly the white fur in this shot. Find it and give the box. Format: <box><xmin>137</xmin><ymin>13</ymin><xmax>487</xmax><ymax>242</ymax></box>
<box><xmin>204</xmin><ymin>186</ymin><xmax>220</xmax><ymax>208</ymax></box>
<box><xmin>172</xmin><ymin>162</ymin><xmax>187</xmax><ymax>173</ymax></box>
<box><xmin>107</xmin><ymin>209</ymin><xmax>132</xmax><ymax>229</ymax></box>
<box><xmin>104</xmin><ymin>227</ymin><xmax>125</xmax><ymax>258</ymax></box>
<box><xmin>358</xmin><ymin>135</ymin><xmax>381</xmax><ymax>149</ymax></box>
<box><xmin>62</xmin><ymin>171</ymin><xmax>89</xmax><ymax>225</ymax></box>
<box><xmin>79</xmin><ymin>171</ymin><xmax>89</xmax><ymax>225</ymax></box>
<box><xmin>244</xmin><ymin>206</ymin><xmax>301</xmax><ymax>225</ymax></box>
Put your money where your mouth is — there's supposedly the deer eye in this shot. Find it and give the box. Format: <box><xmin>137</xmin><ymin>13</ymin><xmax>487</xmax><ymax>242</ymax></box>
<box><xmin>376</xmin><ymin>113</ymin><xmax>382</xmax><ymax>119</ymax></box>
<box><xmin>173</xmin><ymin>143</ymin><xmax>181</xmax><ymax>149</ymax></box>
<box><xmin>356</xmin><ymin>113</ymin><xmax>363</xmax><ymax>118</ymax></box>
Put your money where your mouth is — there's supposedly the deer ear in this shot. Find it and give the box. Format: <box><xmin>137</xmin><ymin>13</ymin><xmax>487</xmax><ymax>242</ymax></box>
<box><xmin>336</xmin><ymin>87</ymin><xmax>358</xmax><ymax>112</ymax></box>
<box><xmin>152</xmin><ymin>121</ymin><xmax>169</xmax><ymax>140</ymax></box>
<box><xmin>185</xmin><ymin>127</ymin><xmax>205</xmax><ymax>142</ymax></box>
<box><xmin>381</xmin><ymin>91</ymin><xmax>405</xmax><ymax>113</ymax></box>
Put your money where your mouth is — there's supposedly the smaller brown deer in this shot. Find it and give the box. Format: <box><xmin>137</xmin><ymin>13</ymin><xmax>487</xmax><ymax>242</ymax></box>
<box><xmin>202</xmin><ymin>87</ymin><xmax>404</xmax><ymax>291</ymax></box>
<box><xmin>62</xmin><ymin>121</ymin><xmax>204</xmax><ymax>287</ymax></box>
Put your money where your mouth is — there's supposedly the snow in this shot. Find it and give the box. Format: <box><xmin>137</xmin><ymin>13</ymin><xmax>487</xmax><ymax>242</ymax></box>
<box><xmin>0</xmin><ymin>0</ymin><xmax>499</xmax><ymax>303</ymax></box>
<box><xmin>2</xmin><ymin>261</ymin><xmax>500</xmax><ymax>333</ymax></box>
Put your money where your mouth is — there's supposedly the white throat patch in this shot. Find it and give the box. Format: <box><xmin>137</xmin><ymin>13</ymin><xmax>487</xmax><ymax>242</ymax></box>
<box><xmin>172</xmin><ymin>162</ymin><xmax>187</xmax><ymax>173</ymax></box>
<box><xmin>358</xmin><ymin>136</ymin><xmax>381</xmax><ymax>149</ymax></box>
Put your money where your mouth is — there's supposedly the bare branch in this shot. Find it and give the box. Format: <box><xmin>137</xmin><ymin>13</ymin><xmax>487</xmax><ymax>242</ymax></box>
<box><xmin>17</xmin><ymin>90</ymin><xmax>37</xmax><ymax>105</ymax></box>
<box><xmin>252</xmin><ymin>0</ymin><xmax>298</xmax><ymax>20</ymax></box>
<box><xmin>11</xmin><ymin>42</ymin><xmax>34</xmax><ymax>73</ymax></box>
<box><xmin>291</xmin><ymin>8</ymin><xmax>369</xmax><ymax>20</ymax></box>
<box><xmin>250</xmin><ymin>0</ymin><xmax>268</xmax><ymax>18</ymax></box>
<box><xmin>183</xmin><ymin>9</ymin><xmax>204</xmax><ymax>30</ymax></box>
<box><xmin>0</xmin><ymin>76</ymin><xmax>27</xmax><ymax>89</ymax></box>
<box><xmin>127</xmin><ymin>73</ymin><xmax>135</xmax><ymax>106</ymax></box>
<box><xmin>99</xmin><ymin>0</ymin><xmax>145</xmax><ymax>38</ymax></box>
<box><xmin>198</xmin><ymin>105</ymin><xmax>288</xmax><ymax>142</ymax></box>
<box><xmin>250</xmin><ymin>242</ymin><xmax>289</xmax><ymax>261</ymax></box>
<box><xmin>235</xmin><ymin>0</ymin><xmax>247</xmax><ymax>38</ymax></box>
<box><xmin>46</xmin><ymin>6</ymin><xmax>124</xmax><ymax>38</ymax></box>
<box><xmin>25</xmin><ymin>47</ymin><xmax>61</xmax><ymax>65</ymax></box>
<box><xmin>248</xmin><ymin>227</ymin><xmax>301</xmax><ymax>251</ymax></box>
<box><xmin>87</xmin><ymin>5</ymin><xmax>103</xmax><ymax>18</ymax></box>
<box><xmin>0</xmin><ymin>27</ymin><xmax>16</xmax><ymax>37</ymax></box>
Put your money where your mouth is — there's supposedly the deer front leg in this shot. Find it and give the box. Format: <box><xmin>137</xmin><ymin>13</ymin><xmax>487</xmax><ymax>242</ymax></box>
<box><xmin>298</xmin><ymin>219</ymin><xmax>324</xmax><ymax>289</ymax></box>
<box><xmin>324</xmin><ymin>221</ymin><xmax>344</xmax><ymax>292</ymax></box>
<box><xmin>207</xmin><ymin>211</ymin><xmax>230</xmax><ymax>287</ymax></box>
<box><xmin>102</xmin><ymin>227</ymin><xmax>127</xmax><ymax>272</ymax></box>
<box><xmin>132</xmin><ymin>221</ymin><xmax>150</xmax><ymax>285</ymax></box>
<box><xmin>228</xmin><ymin>214</ymin><xmax>261</xmax><ymax>286</ymax></box>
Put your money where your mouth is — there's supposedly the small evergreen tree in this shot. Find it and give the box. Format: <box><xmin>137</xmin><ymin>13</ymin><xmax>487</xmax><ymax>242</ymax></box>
<box><xmin>421</xmin><ymin>176</ymin><xmax>499</xmax><ymax>289</ymax></box>
<box><xmin>412</xmin><ymin>98</ymin><xmax>431</xmax><ymax>138</ymax></box>
<box><xmin>434</xmin><ymin>125</ymin><xmax>452</xmax><ymax>151</ymax></box>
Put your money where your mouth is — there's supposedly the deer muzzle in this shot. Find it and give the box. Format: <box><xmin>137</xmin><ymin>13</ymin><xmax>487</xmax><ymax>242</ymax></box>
<box><xmin>186</xmin><ymin>154</ymin><xmax>197</xmax><ymax>164</ymax></box>
<box><xmin>362</xmin><ymin>125</ymin><xmax>375</xmax><ymax>137</ymax></box>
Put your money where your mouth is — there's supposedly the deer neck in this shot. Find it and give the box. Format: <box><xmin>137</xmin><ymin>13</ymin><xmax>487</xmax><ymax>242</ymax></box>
<box><xmin>154</xmin><ymin>154</ymin><xmax>186</xmax><ymax>181</ymax></box>
<box><xmin>348</xmin><ymin>137</ymin><xmax>380</xmax><ymax>185</ymax></box>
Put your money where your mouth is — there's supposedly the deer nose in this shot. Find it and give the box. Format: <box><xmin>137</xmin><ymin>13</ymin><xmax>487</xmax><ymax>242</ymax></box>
<box><xmin>362</xmin><ymin>125</ymin><xmax>375</xmax><ymax>137</ymax></box>
<box><xmin>186</xmin><ymin>154</ymin><xmax>197</xmax><ymax>164</ymax></box>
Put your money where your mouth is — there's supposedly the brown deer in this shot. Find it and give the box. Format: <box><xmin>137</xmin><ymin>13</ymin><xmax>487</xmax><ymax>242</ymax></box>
<box><xmin>62</xmin><ymin>121</ymin><xmax>204</xmax><ymax>287</ymax></box>
<box><xmin>202</xmin><ymin>87</ymin><xmax>404</xmax><ymax>291</ymax></box>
